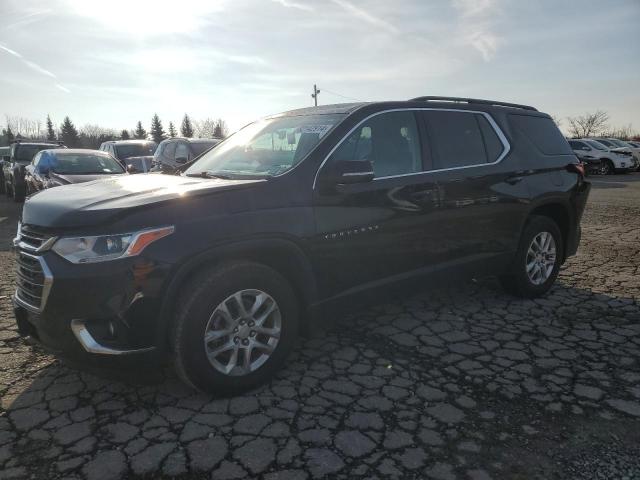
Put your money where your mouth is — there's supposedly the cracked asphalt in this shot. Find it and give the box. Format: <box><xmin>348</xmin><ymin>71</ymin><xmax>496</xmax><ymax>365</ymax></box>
<box><xmin>1</xmin><ymin>174</ymin><xmax>639</xmax><ymax>480</ymax></box>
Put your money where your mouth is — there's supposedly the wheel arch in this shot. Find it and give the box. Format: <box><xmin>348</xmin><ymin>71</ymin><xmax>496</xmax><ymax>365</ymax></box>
<box><xmin>155</xmin><ymin>237</ymin><xmax>318</xmax><ymax>351</ymax></box>
<box><xmin>526</xmin><ymin>201</ymin><xmax>572</xmax><ymax>261</ymax></box>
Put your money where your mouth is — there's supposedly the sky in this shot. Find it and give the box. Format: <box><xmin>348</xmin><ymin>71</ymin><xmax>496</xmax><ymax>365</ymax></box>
<box><xmin>0</xmin><ymin>0</ymin><xmax>638</xmax><ymax>135</ymax></box>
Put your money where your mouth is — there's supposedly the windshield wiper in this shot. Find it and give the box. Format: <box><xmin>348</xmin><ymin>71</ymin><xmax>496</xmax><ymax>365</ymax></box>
<box><xmin>185</xmin><ymin>170</ymin><xmax>233</xmax><ymax>179</ymax></box>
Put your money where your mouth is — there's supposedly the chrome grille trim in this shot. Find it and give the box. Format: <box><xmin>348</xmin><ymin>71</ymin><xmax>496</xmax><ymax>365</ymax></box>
<box><xmin>14</xmin><ymin>250</ymin><xmax>53</xmax><ymax>313</ymax></box>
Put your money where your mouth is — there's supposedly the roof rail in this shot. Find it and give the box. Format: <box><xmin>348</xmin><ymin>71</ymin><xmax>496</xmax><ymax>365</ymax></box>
<box><xmin>410</xmin><ymin>96</ymin><xmax>538</xmax><ymax>112</ymax></box>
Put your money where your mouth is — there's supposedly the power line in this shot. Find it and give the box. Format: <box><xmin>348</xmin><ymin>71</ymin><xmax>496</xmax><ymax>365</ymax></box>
<box><xmin>320</xmin><ymin>88</ymin><xmax>364</xmax><ymax>103</ymax></box>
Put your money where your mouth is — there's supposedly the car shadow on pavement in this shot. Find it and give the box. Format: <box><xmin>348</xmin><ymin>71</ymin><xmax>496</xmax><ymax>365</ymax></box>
<box><xmin>2</xmin><ymin>276</ymin><xmax>639</xmax><ymax>479</ymax></box>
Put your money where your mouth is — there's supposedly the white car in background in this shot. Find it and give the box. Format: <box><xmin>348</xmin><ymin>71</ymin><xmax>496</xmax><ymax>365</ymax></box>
<box><xmin>580</xmin><ymin>139</ymin><xmax>634</xmax><ymax>175</ymax></box>
<box><xmin>606</xmin><ymin>138</ymin><xmax>640</xmax><ymax>168</ymax></box>
<box><xmin>590</xmin><ymin>138</ymin><xmax>637</xmax><ymax>170</ymax></box>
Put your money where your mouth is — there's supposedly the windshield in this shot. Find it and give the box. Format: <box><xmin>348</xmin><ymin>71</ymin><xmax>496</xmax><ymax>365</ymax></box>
<box><xmin>114</xmin><ymin>143</ymin><xmax>157</xmax><ymax>159</ymax></box>
<box><xmin>587</xmin><ymin>140</ymin><xmax>607</xmax><ymax>151</ymax></box>
<box><xmin>608</xmin><ymin>139</ymin><xmax>628</xmax><ymax>147</ymax></box>
<box><xmin>594</xmin><ymin>139</ymin><xmax>614</xmax><ymax>148</ymax></box>
<box><xmin>51</xmin><ymin>153</ymin><xmax>125</xmax><ymax>174</ymax></box>
<box><xmin>17</xmin><ymin>145</ymin><xmax>58</xmax><ymax>162</ymax></box>
<box><xmin>185</xmin><ymin>114</ymin><xmax>344</xmax><ymax>178</ymax></box>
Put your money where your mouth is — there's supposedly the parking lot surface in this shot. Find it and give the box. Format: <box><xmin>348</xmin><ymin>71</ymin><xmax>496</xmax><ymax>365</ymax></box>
<box><xmin>1</xmin><ymin>174</ymin><xmax>639</xmax><ymax>480</ymax></box>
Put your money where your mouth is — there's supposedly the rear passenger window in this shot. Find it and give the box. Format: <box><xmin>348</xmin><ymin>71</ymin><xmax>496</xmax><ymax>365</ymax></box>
<box><xmin>423</xmin><ymin>111</ymin><xmax>489</xmax><ymax>169</ymax></box>
<box><xmin>509</xmin><ymin>115</ymin><xmax>572</xmax><ymax>155</ymax></box>
<box><xmin>331</xmin><ymin>111</ymin><xmax>421</xmax><ymax>178</ymax></box>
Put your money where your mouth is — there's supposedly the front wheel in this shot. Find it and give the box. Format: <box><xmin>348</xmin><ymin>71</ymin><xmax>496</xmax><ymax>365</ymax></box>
<box><xmin>172</xmin><ymin>262</ymin><xmax>299</xmax><ymax>395</ymax></box>
<box><xmin>599</xmin><ymin>160</ymin><xmax>613</xmax><ymax>175</ymax></box>
<box><xmin>500</xmin><ymin>215</ymin><xmax>563</xmax><ymax>298</ymax></box>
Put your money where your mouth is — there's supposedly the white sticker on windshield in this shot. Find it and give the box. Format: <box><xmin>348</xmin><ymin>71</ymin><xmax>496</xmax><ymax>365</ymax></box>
<box><xmin>300</xmin><ymin>125</ymin><xmax>332</xmax><ymax>138</ymax></box>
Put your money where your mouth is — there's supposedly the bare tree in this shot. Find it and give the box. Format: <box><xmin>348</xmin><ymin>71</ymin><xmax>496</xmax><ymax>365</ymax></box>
<box><xmin>194</xmin><ymin>118</ymin><xmax>216</xmax><ymax>139</ymax></box>
<box><xmin>550</xmin><ymin>115</ymin><xmax>562</xmax><ymax>129</ymax></box>
<box><xmin>603</xmin><ymin>124</ymin><xmax>636</xmax><ymax>140</ymax></box>
<box><xmin>566</xmin><ymin>110</ymin><xmax>609</xmax><ymax>138</ymax></box>
<box><xmin>79</xmin><ymin>124</ymin><xmax>116</xmax><ymax>149</ymax></box>
<box><xmin>4</xmin><ymin>115</ymin><xmax>45</xmax><ymax>140</ymax></box>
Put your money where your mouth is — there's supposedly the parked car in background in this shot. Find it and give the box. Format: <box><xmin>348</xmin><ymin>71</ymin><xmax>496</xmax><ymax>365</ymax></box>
<box><xmin>99</xmin><ymin>140</ymin><xmax>157</xmax><ymax>173</ymax></box>
<box><xmin>605</xmin><ymin>138</ymin><xmax>640</xmax><ymax>168</ymax></box>
<box><xmin>3</xmin><ymin>141</ymin><xmax>66</xmax><ymax>201</ymax></box>
<box><xmin>13</xmin><ymin>97</ymin><xmax>590</xmax><ymax>394</ymax></box>
<box><xmin>568</xmin><ymin>140</ymin><xmax>602</xmax><ymax>175</ymax></box>
<box><xmin>625</xmin><ymin>141</ymin><xmax>640</xmax><ymax>170</ymax></box>
<box><xmin>589</xmin><ymin>138</ymin><xmax>636</xmax><ymax>169</ymax></box>
<box><xmin>24</xmin><ymin>149</ymin><xmax>126</xmax><ymax>194</ymax></box>
<box><xmin>152</xmin><ymin>137</ymin><xmax>222</xmax><ymax>174</ymax></box>
<box><xmin>580</xmin><ymin>139</ymin><xmax>634</xmax><ymax>174</ymax></box>
<box><xmin>0</xmin><ymin>146</ymin><xmax>10</xmax><ymax>194</ymax></box>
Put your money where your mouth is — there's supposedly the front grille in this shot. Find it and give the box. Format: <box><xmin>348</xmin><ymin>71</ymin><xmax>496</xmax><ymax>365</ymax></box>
<box><xmin>16</xmin><ymin>224</ymin><xmax>51</xmax><ymax>252</ymax></box>
<box><xmin>14</xmin><ymin>224</ymin><xmax>54</xmax><ymax>312</ymax></box>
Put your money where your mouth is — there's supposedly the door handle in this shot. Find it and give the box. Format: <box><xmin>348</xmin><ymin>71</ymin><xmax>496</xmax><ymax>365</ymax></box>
<box><xmin>505</xmin><ymin>176</ymin><xmax>523</xmax><ymax>185</ymax></box>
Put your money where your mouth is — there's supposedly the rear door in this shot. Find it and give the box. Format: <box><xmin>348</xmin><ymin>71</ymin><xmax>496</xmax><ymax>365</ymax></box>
<box><xmin>419</xmin><ymin>109</ymin><xmax>528</xmax><ymax>266</ymax></box>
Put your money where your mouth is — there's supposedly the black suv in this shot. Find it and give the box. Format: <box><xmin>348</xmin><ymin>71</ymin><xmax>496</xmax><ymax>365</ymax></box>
<box><xmin>99</xmin><ymin>140</ymin><xmax>157</xmax><ymax>173</ymax></box>
<box><xmin>3</xmin><ymin>141</ymin><xmax>66</xmax><ymax>201</ymax></box>
<box><xmin>152</xmin><ymin>137</ymin><xmax>221</xmax><ymax>174</ymax></box>
<box><xmin>13</xmin><ymin>97</ymin><xmax>590</xmax><ymax>394</ymax></box>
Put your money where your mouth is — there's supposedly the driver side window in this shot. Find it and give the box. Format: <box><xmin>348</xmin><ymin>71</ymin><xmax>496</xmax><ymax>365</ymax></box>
<box><xmin>330</xmin><ymin>111</ymin><xmax>422</xmax><ymax>178</ymax></box>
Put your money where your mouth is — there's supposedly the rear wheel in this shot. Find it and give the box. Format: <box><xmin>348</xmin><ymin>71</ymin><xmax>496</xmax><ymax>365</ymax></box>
<box><xmin>172</xmin><ymin>262</ymin><xmax>299</xmax><ymax>395</ymax></box>
<box><xmin>500</xmin><ymin>215</ymin><xmax>563</xmax><ymax>298</ymax></box>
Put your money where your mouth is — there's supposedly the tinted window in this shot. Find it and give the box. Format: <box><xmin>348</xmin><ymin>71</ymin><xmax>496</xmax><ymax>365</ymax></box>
<box><xmin>569</xmin><ymin>141</ymin><xmax>587</xmax><ymax>150</ymax></box>
<box><xmin>163</xmin><ymin>142</ymin><xmax>177</xmax><ymax>160</ymax></box>
<box><xmin>16</xmin><ymin>145</ymin><xmax>59</xmax><ymax>162</ymax></box>
<box><xmin>331</xmin><ymin>111</ymin><xmax>421</xmax><ymax>178</ymax></box>
<box><xmin>423</xmin><ymin>111</ymin><xmax>487</xmax><ymax>168</ymax></box>
<box><xmin>509</xmin><ymin>115</ymin><xmax>571</xmax><ymax>155</ymax></box>
<box><xmin>191</xmin><ymin>141</ymin><xmax>219</xmax><ymax>156</ymax></box>
<box><xmin>175</xmin><ymin>142</ymin><xmax>190</xmax><ymax>160</ymax></box>
<box><xmin>476</xmin><ymin>114</ymin><xmax>504</xmax><ymax>162</ymax></box>
<box><xmin>114</xmin><ymin>142</ymin><xmax>157</xmax><ymax>159</ymax></box>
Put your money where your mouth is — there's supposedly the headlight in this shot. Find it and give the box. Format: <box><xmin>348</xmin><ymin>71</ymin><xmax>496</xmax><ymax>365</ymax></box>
<box><xmin>52</xmin><ymin>226</ymin><xmax>174</xmax><ymax>264</ymax></box>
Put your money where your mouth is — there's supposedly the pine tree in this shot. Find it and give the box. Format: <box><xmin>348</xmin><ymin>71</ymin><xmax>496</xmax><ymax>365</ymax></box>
<box><xmin>46</xmin><ymin>115</ymin><xmax>56</xmax><ymax>141</ymax></box>
<box><xmin>120</xmin><ymin>129</ymin><xmax>130</xmax><ymax>140</ymax></box>
<box><xmin>150</xmin><ymin>114</ymin><xmax>165</xmax><ymax>143</ymax></box>
<box><xmin>181</xmin><ymin>114</ymin><xmax>194</xmax><ymax>138</ymax></box>
<box><xmin>134</xmin><ymin>121</ymin><xmax>146</xmax><ymax>139</ymax></box>
<box><xmin>59</xmin><ymin>116</ymin><xmax>79</xmax><ymax>147</ymax></box>
<box><xmin>6</xmin><ymin>126</ymin><xmax>14</xmax><ymax>143</ymax></box>
<box><xmin>168</xmin><ymin>121</ymin><xmax>177</xmax><ymax>138</ymax></box>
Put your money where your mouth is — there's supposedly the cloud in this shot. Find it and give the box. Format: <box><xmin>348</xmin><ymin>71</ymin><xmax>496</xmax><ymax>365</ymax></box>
<box><xmin>452</xmin><ymin>0</ymin><xmax>501</xmax><ymax>61</ymax></box>
<box><xmin>330</xmin><ymin>0</ymin><xmax>399</xmax><ymax>34</ymax></box>
<box><xmin>271</xmin><ymin>0</ymin><xmax>314</xmax><ymax>12</ymax></box>
<box><xmin>55</xmin><ymin>84</ymin><xmax>71</xmax><ymax>93</ymax></box>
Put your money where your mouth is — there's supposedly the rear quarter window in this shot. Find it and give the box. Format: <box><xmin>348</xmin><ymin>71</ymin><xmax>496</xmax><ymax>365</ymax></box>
<box><xmin>509</xmin><ymin>114</ymin><xmax>572</xmax><ymax>155</ymax></box>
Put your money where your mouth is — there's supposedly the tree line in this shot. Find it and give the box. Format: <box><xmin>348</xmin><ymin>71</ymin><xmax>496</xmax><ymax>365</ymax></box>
<box><xmin>552</xmin><ymin>111</ymin><xmax>638</xmax><ymax>140</ymax></box>
<box><xmin>0</xmin><ymin>114</ymin><xmax>229</xmax><ymax>148</ymax></box>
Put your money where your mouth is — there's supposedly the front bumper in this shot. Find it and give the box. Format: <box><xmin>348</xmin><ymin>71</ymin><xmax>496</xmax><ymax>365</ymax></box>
<box><xmin>13</xmin><ymin>249</ymin><xmax>174</xmax><ymax>364</ymax></box>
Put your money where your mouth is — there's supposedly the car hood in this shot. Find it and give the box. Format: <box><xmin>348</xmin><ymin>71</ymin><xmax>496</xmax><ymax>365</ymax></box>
<box><xmin>23</xmin><ymin>173</ymin><xmax>263</xmax><ymax>228</ymax></box>
<box><xmin>50</xmin><ymin>172</ymin><xmax>126</xmax><ymax>185</ymax></box>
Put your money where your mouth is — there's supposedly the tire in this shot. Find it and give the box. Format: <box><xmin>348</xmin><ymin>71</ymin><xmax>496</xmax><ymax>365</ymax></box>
<box><xmin>499</xmin><ymin>215</ymin><xmax>563</xmax><ymax>298</ymax></box>
<box><xmin>599</xmin><ymin>160</ymin><xmax>612</xmax><ymax>175</ymax></box>
<box><xmin>172</xmin><ymin>261</ymin><xmax>299</xmax><ymax>395</ymax></box>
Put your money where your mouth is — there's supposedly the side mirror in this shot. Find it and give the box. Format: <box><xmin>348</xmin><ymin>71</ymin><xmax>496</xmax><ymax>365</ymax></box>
<box><xmin>175</xmin><ymin>156</ymin><xmax>188</xmax><ymax>164</ymax></box>
<box><xmin>582</xmin><ymin>146</ymin><xmax>591</xmax><ymax>151</ymax></box>
<box><xmin>323</xmin><ymin>160</ymin><xmax>375</xmax><ymax>185</ymax></box>
<box><xmin>126</xmin><ymin>164</ymin><xmax>138</xmax><ymax>174</ymax></box>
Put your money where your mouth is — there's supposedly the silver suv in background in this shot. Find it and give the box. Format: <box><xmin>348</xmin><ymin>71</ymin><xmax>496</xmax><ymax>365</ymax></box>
<box><xmin>580</xmin><ymin>138</ymin><xmax>634</xmax><ymax>174</ymax></box>
<box><xmin>152</xmin><ymin>137</ymin><xmax>222</xmax><ymax>173</ymax></box>
<box><xmin>99</xmin><ymin>140</ymin><xmax>158</xmax><ymax>173</ymax></box>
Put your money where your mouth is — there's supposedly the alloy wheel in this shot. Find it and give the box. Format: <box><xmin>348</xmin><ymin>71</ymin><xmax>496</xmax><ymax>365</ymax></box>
<box><xmin>526</xmin><ymin>231</ymin><xmax>557</xmax><ymax>285</ymax></box>
<box><xmin>203</xmin><ymin>289</ymin><xmax>281</xmax><ymax>376</ymax></box>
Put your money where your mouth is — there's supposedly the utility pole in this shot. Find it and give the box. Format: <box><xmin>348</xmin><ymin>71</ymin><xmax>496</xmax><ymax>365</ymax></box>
<box><xmin>311</xmin><ymin>84</ymin><xmax>320</xmax><ymax>107</ymax></box>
